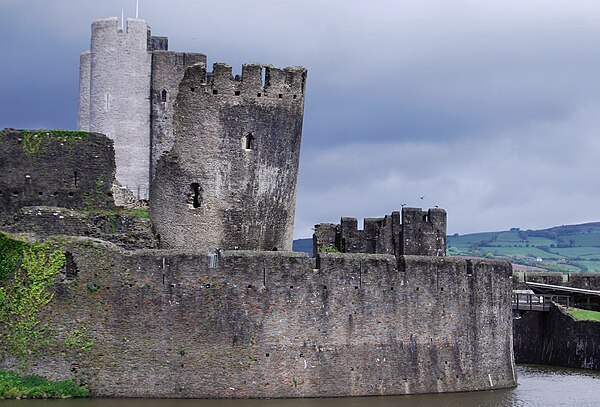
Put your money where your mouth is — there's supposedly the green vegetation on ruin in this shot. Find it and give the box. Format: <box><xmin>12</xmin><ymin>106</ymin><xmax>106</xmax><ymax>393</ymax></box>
<box><xmin>0</xmin><ymin>370</ymin><xmax>89</xmax><ymax>399</ymax></box>
<box><xmin>90</xmin><ymin>207</ymin><xmax>149</xmax><ymax>219</ymax></box>
<box><xmin>0</xmin><ymin>129</ymin><xmax>90</xmax><ymax>157</ymax></box>
<box><xmin>565</xmin><ymin>308</ymin><xmax>600</xmax><ymax>322</ymax></box>
<box><xmin>0</xmin><ymin>232</ymin><xmax>66</xmax><ymax>368</ymax></box>
<box><xmin>447</xmin><ymin>222</ymin><xmax>600</xmax><ymax>273</ymax></box>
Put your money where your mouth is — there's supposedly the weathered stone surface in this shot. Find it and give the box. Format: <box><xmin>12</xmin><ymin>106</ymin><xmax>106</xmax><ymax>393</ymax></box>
<box><xmin>4</xmin><ymin>206</ymin><xmax>156</xmax><ymax>250</ymax></box>
<box><xmin>0</xmin><ymin>130</ymin><xmax>115</xmax><ymax>225</ymax></box>
<box><xmin>513</xmin><ymin>304</ymin><xmax>600</xmax><ymax>369</ymax></box>
<box><xmin>314</xmin><ymin>208</ymin><xmax>446</xmax><ymax>257</ymax></box>
<box><xmin>150</xmin><ymin>62</ymin><xmax>307</xmax><ymax>252</ymax></box>
<box><xmin>150</xmin><ymin>51</ymin><xmax>206</xmax><ymax>179</ymax></box>
<box><xmin>0</xmin><ymin>242</ymin><xmax>515</xmax><ymax>398</ymax></box>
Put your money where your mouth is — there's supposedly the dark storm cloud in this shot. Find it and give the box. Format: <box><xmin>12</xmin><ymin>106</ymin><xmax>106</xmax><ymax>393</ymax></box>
<box><xmin>2</xmin><ymin>1</ymin><xmax>600</xmax><ymax>237</ymax></box>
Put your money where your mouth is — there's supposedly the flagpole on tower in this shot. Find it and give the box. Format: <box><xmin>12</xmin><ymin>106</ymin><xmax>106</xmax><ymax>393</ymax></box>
<box><xmin>121</xmin><ymin>9</ymin><xmax>124</xmax><ymax>31</ymax></box>
<box><xmin>136</xmin><ymin>0</ymin><xmax>139</xmax><ymax>18</ymax></box>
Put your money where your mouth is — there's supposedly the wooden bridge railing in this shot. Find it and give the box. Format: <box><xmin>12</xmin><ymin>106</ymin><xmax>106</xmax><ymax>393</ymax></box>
<box><xmin>512</xmin><ymin>292</ymin><xmax>571</xmax><ymax>312</ymax></box>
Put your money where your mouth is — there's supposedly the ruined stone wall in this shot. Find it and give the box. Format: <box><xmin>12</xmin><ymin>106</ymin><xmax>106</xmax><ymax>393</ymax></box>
<box><xmin>3</xmin><ymin>207</ymin><xmax>156</xmax><ymax>250</ymax></box>
<box><xmin>0</xmin><ymin>130</ymin><xmax>115</xmax><ymax>225</ymax></box>
<box><xmin>150</xmin><ymin>51</ymin><xmax>207</xmax><ymax>179</ymax></box>
<box><xmin>85</xmin><ymin>17</ymin><xmax>152</xmax><ymax>199</ymax></box>
<box><xmin>314</xmin><ymin>208</ymin><xmax>446</xmax><ymax>257</ymax></box>
<box><xmin>151</xmin><ymin>62</ymin><xmax>307</xmax><ymax>252</ymax></box>
<box><xmin>0</xmin><ymin>242</ymin><xmax>515</xmax><ymax>398</ymax></box>
<box><xmin>513</xmin><ymin>304</ymin><xmax>600</xmax><ymax>369</ymax></box>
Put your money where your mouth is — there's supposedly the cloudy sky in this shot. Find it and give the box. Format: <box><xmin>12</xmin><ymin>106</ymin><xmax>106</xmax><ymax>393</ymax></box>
<box><xmin>2</xmin><ymin>0</ymin><xmax>600</xmax><ymax>238</ymax></box>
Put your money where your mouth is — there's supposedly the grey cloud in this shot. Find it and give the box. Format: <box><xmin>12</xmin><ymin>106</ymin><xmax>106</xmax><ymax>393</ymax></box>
<box><xmin>2</xmin><ymin>1</ymin><xmax>600</xmax><ymax>238</ymax></box>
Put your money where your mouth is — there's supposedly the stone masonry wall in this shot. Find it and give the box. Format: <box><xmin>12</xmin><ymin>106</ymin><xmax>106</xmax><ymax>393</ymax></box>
<box><xmin>150</xmin><ymin>51</ymin><xmax>206</xmax><ymax>179</ymax></box>
<box><xmin>0</xmin><ymin>241</ymin><xmax>516</xmax><ymax>398</ymax></box>
<box><xmin>513</xmin><ymin>304</ymin><xmax>600</xmax><ymax>369</ymax></box>
<box><xmin>314</xmin><ymin>208</ymin><xmax>446</xmax><ymax>257</ymax></box>
<box><xmin>85</xmin><ymin>17</ymin><xmax>152</xmax><ymax>199</ymax></box>
<box><xmin>0</xmin><ymin>130</ymin><xmax>115</xmax><ymax>225</ymax></box>
<box><xmin>151</xmin><ymin>62</ymin><xmax>307</xmax><ymax>252</ymax></box>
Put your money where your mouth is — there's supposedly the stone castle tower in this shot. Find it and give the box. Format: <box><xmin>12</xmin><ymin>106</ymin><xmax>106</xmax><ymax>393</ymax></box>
<box><xmin>78</xmin><ymin>17</ymin><xmax>205</xmax><ymax>199</ymax></box>
<box><xmin>78</xmin><ymin>17</ymin><xmax>307</xmax><ymax>252</ymax></box>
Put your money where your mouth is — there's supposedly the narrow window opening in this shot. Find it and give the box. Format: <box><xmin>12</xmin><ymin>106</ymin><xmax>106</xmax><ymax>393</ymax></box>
<box><xmin>293</xmin><ymin>95</ymin><xmax>297</xmax><ymax>99</ymax></box>
<box><xmin>212</xmin><ymin>89</ymin><xmax>218</xmax><ymax>95</ymax></box>
<box><xmin>278</xmin><ymin>93</ymin><xmax>283</xmax><ymax>99</ymax></box>
<box><xmin>13</xmin><ymin>191</ymin><xmax>18</xmax><ymax>196</ymax></box>
<box><xmin>73</xmin><ymin>171</ymin><xmax>78</xmax><ymax>188</ymax></box>
<box><xmin>423</xmin><ymin>214</ymin><xmax>428</xmax><ymax>222</ymax></box>
<box><xmin>105</xmin><ymin>93</ymin><xmax>110</xmax><ymax>112</ymax></box>
<box><xmin>257</xmin><ymin>92</ymin><xmax>262</xmax><ymax>97</ymax></box>
<box><xmin>68</xmin><ymin>192</ymin><xmax>74</xmax><ymax>197</ymax></box>
<box><xmin>416</xmin><ymin>287</ymin><xmax>420</xmax><ymax>291</ymax></box>
<box><xmin>0</xmin><ymin>190</ymin><xmax>3</xmax><ymax>196</ymax></box>
<box><xmin>234</xmin><ymin>90</ymin><xmax>241</xmax><ymax>96</ymax></box>
<box><xmin>247</xmin><ymin>285</ymin><xmax>252</xmax><ymax>289</ymax></box>
<box><xmin>290</xmin><ymin>286</ymin><xmax>294</xmax><ymax>289</ymax></box>
<box><xmin>265</xmin><ymin>353</ymin><xmax>270</xmax><ymax>357</ymax></box>
<box><xmin>189</xmin><ymin>183</ymin><xmax>203</xmax><ymax>208</ymax></box>
<box><xmin>190</xmin><ymin>87</ymin><xmax>196</xmax><ymax>92</ymax></box>
<box><xmin>390</xmin><ymin>286</ymin><xmax>394</xmax><ymax>291</ymax></box>
<box><xmin>161</xmin><ymin>89</ymin><xmax>167</xmax><ymax>102</ymax></box>
<box><xmin>65</xmin><ymin>252</ymin><xmax>78</xmax><ymax>280</ymax></box>
<box><xmin>466</xmin><ymin>263</ymin><xmax>473</xmax><ymax>276</ymax></box>
<box><xmin>261</xmin><ymin>67</ymin><xmax>270</xmax><ymax>88</ymax></box>
<box><xmin>38</xmin><ymin>192</ymin><xmax>43</xmax><ymax>196</ymax></box>
<box><xmin>272</xmin><ymin>247</ymin><xmax>278</xmax><ymax>251</ymax></box>
<box><xmin>244</xmin><ymin>133</ymin><xmax>255</xmax><ymax>150</ymax></box>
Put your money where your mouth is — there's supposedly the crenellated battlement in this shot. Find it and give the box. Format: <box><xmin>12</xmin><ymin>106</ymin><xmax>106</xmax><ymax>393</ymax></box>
<box><xmin>180</xmin><ymin>62</ymin><xmax>307</xmax><ymax>100</ymax></box>
<box><xmin>314</xmin><ymin>208</ymin><xmax>446</xmax><ymax>257</ymax></box>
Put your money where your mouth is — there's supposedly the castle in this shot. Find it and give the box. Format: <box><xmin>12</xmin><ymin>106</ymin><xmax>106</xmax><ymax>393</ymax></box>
<box><xmin>77</xmin><ymin>17</ymin><xmax>306</xmax><ymax>252</ymax></box>
<box><xmin>0</xmin><ymin>16</ymin><xmax>516</xmax><ymax>398</ymax></box>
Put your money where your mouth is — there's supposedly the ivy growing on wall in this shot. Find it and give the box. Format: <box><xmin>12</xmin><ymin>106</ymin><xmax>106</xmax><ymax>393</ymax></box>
<box><xmin>0</xmin><ymin>233</ymin><xmax>66</xmax><ymax>368</ymax></box>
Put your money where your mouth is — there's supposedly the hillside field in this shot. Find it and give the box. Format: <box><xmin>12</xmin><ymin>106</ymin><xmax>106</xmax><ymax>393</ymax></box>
<box><xmin>447</xmin><ymin>223</ymin><xmax>600</xmax><ymax>272</ymax></box>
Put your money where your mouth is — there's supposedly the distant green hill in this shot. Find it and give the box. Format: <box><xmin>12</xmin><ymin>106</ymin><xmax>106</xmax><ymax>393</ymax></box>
<box><xmin>294</xmin><ymin>222</ymin><xmax>600</xmax><ymax>272</ymax></box>
<box><xmin>292</xmin><ymin>238</ymin><xmax>312</xmax><ymax>256</ymax></box>
<box><xmin>448</xmin><ymin>222</ymin><xmax>600</xmax><ymax>272</ymax></box>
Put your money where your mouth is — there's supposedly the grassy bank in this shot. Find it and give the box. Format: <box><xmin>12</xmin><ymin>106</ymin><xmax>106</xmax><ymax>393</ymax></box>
<box><xmin>0</xmin><ymin>370</ymin><xmax>89</xmax><ymax>399</ymax></box>
<box><xmin>565</xmin><ymin>308</ymin><xmax>600</xmax><ymax>322</ymax></box>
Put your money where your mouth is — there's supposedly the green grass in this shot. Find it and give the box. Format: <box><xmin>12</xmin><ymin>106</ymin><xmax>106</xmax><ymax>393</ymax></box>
<box><xmin>565</xmin><ymin>308</ymin><xmax>600</xmax><ymax>322</ymax></box>
<box><xmin>0</xmin><ymin>370</ymin><xmax>89</xmax><ymax>399</ymax></box>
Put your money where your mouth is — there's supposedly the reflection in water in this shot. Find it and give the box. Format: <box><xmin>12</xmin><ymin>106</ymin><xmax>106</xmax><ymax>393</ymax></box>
<box><xmin>4</xmin><ymin>365</ymin><xmax>600</xmax><ymax>407</ymax></box>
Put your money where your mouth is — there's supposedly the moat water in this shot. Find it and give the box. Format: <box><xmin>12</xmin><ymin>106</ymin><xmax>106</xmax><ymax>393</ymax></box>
<box><xmin>5</xmin><ymin>365</ymin><xmax>600</xmax><ymax>406</ymax></box>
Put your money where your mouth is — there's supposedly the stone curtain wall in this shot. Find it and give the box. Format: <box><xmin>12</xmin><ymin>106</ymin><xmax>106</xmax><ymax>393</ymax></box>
<box><xmin>0</xmin><ymin>241</ymin><xmax>516</xmax><ymax>398</ymax></box>
<box><xmin>151</xmin><ymin>62</ymin><xmax>307</xmax><ymax>252</ymax></box>
<box><xmin>513</xmin><ymin>304</ymin><xmax>600</xmax><ymax>369</ymax></box>
<box><xmin>0</xmin><ymin>130</ymin><xmax>115</xmax><ymax>225</ymax></box>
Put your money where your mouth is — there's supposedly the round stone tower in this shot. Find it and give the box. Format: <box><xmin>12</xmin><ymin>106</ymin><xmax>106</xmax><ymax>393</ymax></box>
<box><xmin>150</xmin><ymin>62</ymin><xmax>307</xmax><ymax>252</ymax></box>
<box><xmin>80</xmin><ymin>17</ymin><xmax>152</xmax><ymax>199</ymax></box>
